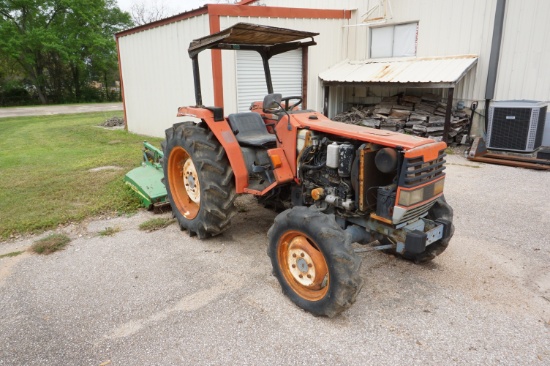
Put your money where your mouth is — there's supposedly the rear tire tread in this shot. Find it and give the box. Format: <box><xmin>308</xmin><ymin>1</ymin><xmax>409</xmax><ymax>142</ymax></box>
<box><xmin>163</xmin><ymin>122</ymin><xmax>237</xmax><ymax>239</ymax></box>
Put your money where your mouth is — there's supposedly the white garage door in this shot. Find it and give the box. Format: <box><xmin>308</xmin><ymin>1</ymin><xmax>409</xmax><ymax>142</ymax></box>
<box><xmin>236</xmin><ymin>49</ymin><xmax>302</xmax><ymax>112</ymax></box>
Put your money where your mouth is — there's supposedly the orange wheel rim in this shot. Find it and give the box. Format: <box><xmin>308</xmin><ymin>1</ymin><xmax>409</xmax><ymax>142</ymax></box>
<box><xmin>277</xmin><ymin>230</ymin><xmax>329</xmax><ymax>301</ymax></box>
<box><xmin>167</xmin><ymin>146</ymin><xmax>200</xmax><ymax>219</ymax></box>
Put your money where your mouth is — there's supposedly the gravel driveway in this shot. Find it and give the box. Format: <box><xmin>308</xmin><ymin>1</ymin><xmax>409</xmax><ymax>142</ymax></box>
<box><xmin>0</xmin><ymin>154</ymin><xmax>549</xmax><ymax>365</ymax></box>
<box><xmin>0</xmin><ymin>103</ymin><xmax>122</xmax><ymax>118</ymax></box>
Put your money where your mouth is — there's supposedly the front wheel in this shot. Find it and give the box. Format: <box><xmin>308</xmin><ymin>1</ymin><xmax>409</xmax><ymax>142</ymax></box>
<box><xmin>402</xmin><ymin>195</ymin><xmax>455</xmax><ymax>263</ymax></box>
<box><xmin>381</xmin><ymin>196</ymin><xmax>455</xmax><ymax>264</ymax></box>
<box><xmin>267</xmin><ymin>207</ymin><xmax>363</xmax><ymax>317</ymax></box>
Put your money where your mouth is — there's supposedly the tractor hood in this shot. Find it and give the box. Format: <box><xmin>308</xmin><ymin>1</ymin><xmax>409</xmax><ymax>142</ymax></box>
<box><xmin>291</xmin><ymin>111</ymin><xmax>436</xmax><ymax>150</ymax></box>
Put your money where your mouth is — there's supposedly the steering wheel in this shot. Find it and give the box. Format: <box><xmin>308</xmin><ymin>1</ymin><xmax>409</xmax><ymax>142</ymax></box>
<box><xmin>280</xmin><ymin>96</ymin><xmax>303</xmax><ymax>111</ymax></box>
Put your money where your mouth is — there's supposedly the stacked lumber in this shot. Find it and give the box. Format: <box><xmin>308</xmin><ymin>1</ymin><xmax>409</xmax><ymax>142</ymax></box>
<box><xmin>333</xmin><ymin>94</ymin><xmax>471</xmax><ymax>144</ymax></box>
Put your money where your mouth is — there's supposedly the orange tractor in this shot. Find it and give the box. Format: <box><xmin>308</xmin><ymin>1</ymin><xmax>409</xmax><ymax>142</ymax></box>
<box><xmin>163</xmin><ymin>23</ymin><xmax>454</xmax><ymax>317</ymax></box>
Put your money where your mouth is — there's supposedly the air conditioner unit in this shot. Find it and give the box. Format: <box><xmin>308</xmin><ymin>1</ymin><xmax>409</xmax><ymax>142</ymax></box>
<box><xmin>487</xmin><ymin>100</ymin><xmax>547</xmax><ymax>152</ymax></box>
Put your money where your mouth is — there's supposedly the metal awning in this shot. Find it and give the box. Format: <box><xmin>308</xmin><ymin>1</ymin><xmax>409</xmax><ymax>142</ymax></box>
<box><xmin>319</xmin><ymin>55</ymin><xmax>478</xmax><ymax>88</ymax></box>
<box><xmin>188</xmin><ymin>23</ymin><xmax>318</xmax><ymax>56</ymax></box>
<box><xmin>187</xmin><ymin>22</ymin><xmax>318</xmax><ymax>108</ymax></box>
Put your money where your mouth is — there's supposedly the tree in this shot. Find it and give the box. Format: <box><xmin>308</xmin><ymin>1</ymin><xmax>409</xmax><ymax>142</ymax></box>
<box><xmin>0</xmin><ymin>54</ymin><xmax>31</xmax><ymax>106</ymax></box>
<box><xmin>130</xmin><ymin>0</ymin><xmax>172</xmax><ymax>26</ymax></box>
<box><xmin>0</xmin><ymin>0</ymin><xmax>132</xmax><ymax>104</ymax></box>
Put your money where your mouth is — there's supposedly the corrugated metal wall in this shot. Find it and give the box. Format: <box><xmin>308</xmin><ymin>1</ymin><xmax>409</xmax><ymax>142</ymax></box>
<box><xmin>256</xmin><ymin>0</ymin><xmax>368</xmax><ymax>61</ymax></box>
<box><xmin>258</xmin><ymin>0</ymin><xmax>497</xmax><ymax>116</ymax></box>
<box><xmin>379</xmin><ymin>0</ymin><xmax>497</xmax><ymax>105</ymax></box>
<box><xmin>118</xmin><ymin>14</ymin><xmax>211</xmax><ymax>137</ymax></box>
<box><xmin>118</xmin><ymin>13</ymin><xmax>348</xmax><ymax>136</ymax></box>
<box><xmin>495</xmin><ymin>0</ymin><xmax>550</xmax><ymax>100</ymax></box>
<box><xmin>265</xmin><ymin>0</ymin><xmax>550</xmax><ymax>106</ymax></box>
<box><xmin>118</xmin><ymin>0</ymin><xmax>550</xmax><ymax>136</ymax></box>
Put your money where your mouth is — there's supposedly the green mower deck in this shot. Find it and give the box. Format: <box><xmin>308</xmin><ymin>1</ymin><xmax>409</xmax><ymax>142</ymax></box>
<box><xmin>124</xmin><ymin>142</ymin><xmax>168</xmax><ymax>210</ymax></box>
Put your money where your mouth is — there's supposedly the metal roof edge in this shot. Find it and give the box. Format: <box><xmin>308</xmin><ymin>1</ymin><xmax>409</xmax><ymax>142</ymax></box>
<box><xmin>116</xmin><ymin>2</ymin><xmax>352</xmax><ymax>39</ymax></box>
<box><xmin>319</xmin><ymin>54</ymin><xmax>479</xmax><ymax>87</ymax></box>
<box><xmin>346</xmin><ymin>54</ymin><xmax>478</xmax><ymax>65</ymax></box>
<box><xmin>188</xmin><ymin>23</ymin><xmax>318</xmax><ymax>55</ymax></box>
<box><xmin>115</xmin><ymin>6</ymin><xmax>208</xmax><ymax>38</ymax></box>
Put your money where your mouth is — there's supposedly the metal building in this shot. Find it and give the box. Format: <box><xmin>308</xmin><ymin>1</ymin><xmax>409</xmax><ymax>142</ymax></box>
<box><xmin>116</xmin><ymin>2</ymin><xmax>351</xmax><ymax>137</ymax></box>
<box><xmin>116</xmin><ymin>0</ymin><xmax>550</xmax><ymax>137</ymax></box>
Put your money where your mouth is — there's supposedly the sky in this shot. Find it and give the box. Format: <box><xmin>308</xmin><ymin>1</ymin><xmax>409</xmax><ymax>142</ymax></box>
<box><xmin>116</xmin><ymin>0</ymin><xmax>220</xmax><ymax>14</ymax></box>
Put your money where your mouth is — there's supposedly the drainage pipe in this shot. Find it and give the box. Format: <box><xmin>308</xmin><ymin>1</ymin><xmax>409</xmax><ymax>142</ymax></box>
<box><xmin>485</xmin><ymin>0</ymin><xmax>507</xmax><ymax>131</ymax></box>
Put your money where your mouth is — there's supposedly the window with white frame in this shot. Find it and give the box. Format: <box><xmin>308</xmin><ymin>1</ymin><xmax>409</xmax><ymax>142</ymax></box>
<box><xmin>370</xmin><ymin>22</ymin><xmax>418</xmax><ymax>58</ymax></box>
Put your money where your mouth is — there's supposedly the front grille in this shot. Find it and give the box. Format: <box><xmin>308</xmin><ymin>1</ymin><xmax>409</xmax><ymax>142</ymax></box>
<box><xmin>397</xmin><ymin>199</ymin><xmax>436</xmax><ymax>225</ymax></box>
<box><xmin>399</xmin><ymin>150</ymin><xmax>446</xmax><ymax>188</ymax></box>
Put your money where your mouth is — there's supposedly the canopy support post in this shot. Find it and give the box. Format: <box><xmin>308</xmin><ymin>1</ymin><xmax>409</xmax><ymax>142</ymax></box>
<box><xmin>443</xmin><ymin>87</ymin><xmax>454</xmax><ymax>144</ymax></box>
<box><xmin>323</xmin><ymin>86</ymin><xmax>329</xmax><ymax>116</ymax></box>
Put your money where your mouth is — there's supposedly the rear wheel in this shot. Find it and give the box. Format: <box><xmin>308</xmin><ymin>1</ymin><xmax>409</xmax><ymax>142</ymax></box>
<box><xmin>267</xmin><ymin>207</ymin><xmax>363</xmax><ymax>317</ymax></box>
<box><xmin>163</xmin><ymin>122</ymin><xmax>236</xmax><ymax>238</ymax></box>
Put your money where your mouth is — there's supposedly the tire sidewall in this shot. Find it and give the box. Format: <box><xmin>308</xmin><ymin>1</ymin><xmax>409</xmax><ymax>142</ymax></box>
<box><xmin>163</xmin><ymin>127</ymin><xmax>205</xmax><ymax>228</ymax></box>
<box><xmin>268</xmin><ymin>208</ymin><xmax>360</xmax><ymax>316</ymax></box>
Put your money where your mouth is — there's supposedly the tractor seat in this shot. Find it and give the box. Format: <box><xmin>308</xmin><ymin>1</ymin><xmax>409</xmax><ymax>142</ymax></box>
<box><xmin>227</xmin><ymin>112</ymin><xmax>277</xmax><ymax>148</ymax></box>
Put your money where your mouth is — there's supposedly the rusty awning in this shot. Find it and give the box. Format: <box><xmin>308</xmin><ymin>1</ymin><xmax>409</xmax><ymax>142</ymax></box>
<box><xmin>188</xmin><ymin>23</ymin><xmax>318</xmax><ymax>56</ymax></box>
<box><xmin>319</xmin><ymin>55</ymin><xmax>478</xmax><ymax>88</ymax></box>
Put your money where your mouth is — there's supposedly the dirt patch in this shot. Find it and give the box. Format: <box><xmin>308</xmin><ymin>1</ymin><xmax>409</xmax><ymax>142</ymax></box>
<box><xmin>101</xmin><ymin>116</ymin><xmax>125</xmax><ymax>127</ymax></box>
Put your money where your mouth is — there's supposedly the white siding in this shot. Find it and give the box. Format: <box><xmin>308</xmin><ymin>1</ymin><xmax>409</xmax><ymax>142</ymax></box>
<box><xmin>383</xmin><ymin>0</ymin><xmax>497</xmax><ymax>104</ymax></box>
<box><xmin>256</xmin><ymin>0</ymin><xmax>495</xmax><ymax>109</ymax></box>
<box><xmin>118</xmin><ymin>0</ymin><xmax>550</xmax><ymax>137</ymax></box>
<box><xmin>298</xmin><ymin>0</ymin><xmax>549</xmax><ymax>105</ymax></box>
<box><xmin>257</xmin><ymin>0</ymin><xmax>368</xmax><ymax>60</ymax></box>
<box><xmin>118</xmin><ymin>13</ymin><xmax>348</xmax><ymax>136</ymax></box>
<box><xmin>261</xmin><ymin>0</ymin><xmax>499</xmax><ymax>103</ymax></box>
<box><xmin>118</xmin><ymin>14</ymin><xmax>211</xmax><ymax>137</ymax></box>
<box><xmin>494</xmin><ymin>0</ymin><xmax>550</xmax><ymax>100</ymax></box>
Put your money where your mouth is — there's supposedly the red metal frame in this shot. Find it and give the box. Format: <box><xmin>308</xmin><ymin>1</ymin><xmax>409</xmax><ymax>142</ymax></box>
<box><xmin>177</xmin><ymin>107</ymin><xmax>249</xmax><ymax>192</ymax></box>
<box><xmin>182</xmin><ymin>99</ymin><xmax>446</xmax><ymax>196</ymax></box>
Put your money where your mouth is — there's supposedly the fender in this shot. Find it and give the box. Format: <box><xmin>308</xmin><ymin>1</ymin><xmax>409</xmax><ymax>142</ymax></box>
<box><xmin>177</xmin><ymin>106</ymin><xmax>249</xmax><ymax>193</ymax></box>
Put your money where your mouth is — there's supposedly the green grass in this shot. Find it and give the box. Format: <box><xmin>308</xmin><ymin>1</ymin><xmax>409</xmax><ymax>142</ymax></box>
<box><xmin>0</xmin><ymin>251</ymin><xmax>24</xmax><ymax>259</ymax></box>
<box><xmin>31</xmin><ymin>233</ymin><xmax>71</xmax><ymax>254</ymax></box>
<box><xmin>99</xmin><ymin>226</ymin><xmax>120</xmax><ymax>236</ymax></box>
<box><xmin>139</xmin><ymin>217</ymin><xmax>175</xmax><ymax>232</ymax></box>
<box><xmin>0</xmin><ymin>112</ymin><xmax>163</xmax><ymax>239</ymax></box>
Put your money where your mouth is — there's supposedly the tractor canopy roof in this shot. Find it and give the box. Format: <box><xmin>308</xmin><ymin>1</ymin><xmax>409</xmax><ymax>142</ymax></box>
<box><xmin>188</xmin><ymin>23</ymin><xmax>318</xmax><ymax>57</ymax></box>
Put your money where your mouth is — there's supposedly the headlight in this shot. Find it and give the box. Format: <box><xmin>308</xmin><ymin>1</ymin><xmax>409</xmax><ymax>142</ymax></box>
<box><xmin>398</xmin><ymin>187</ymin><xmax>425</xmax><ymax>206</ymax></box>
<box><xmin>434</xmin><ymin>178</ymin><xmax>445</xmax><ymax>195</ymax></box>
<box><xmin>398</xmin><ymin>178</ymin><xmax>445</xmax><ymax>207</ymax></box>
